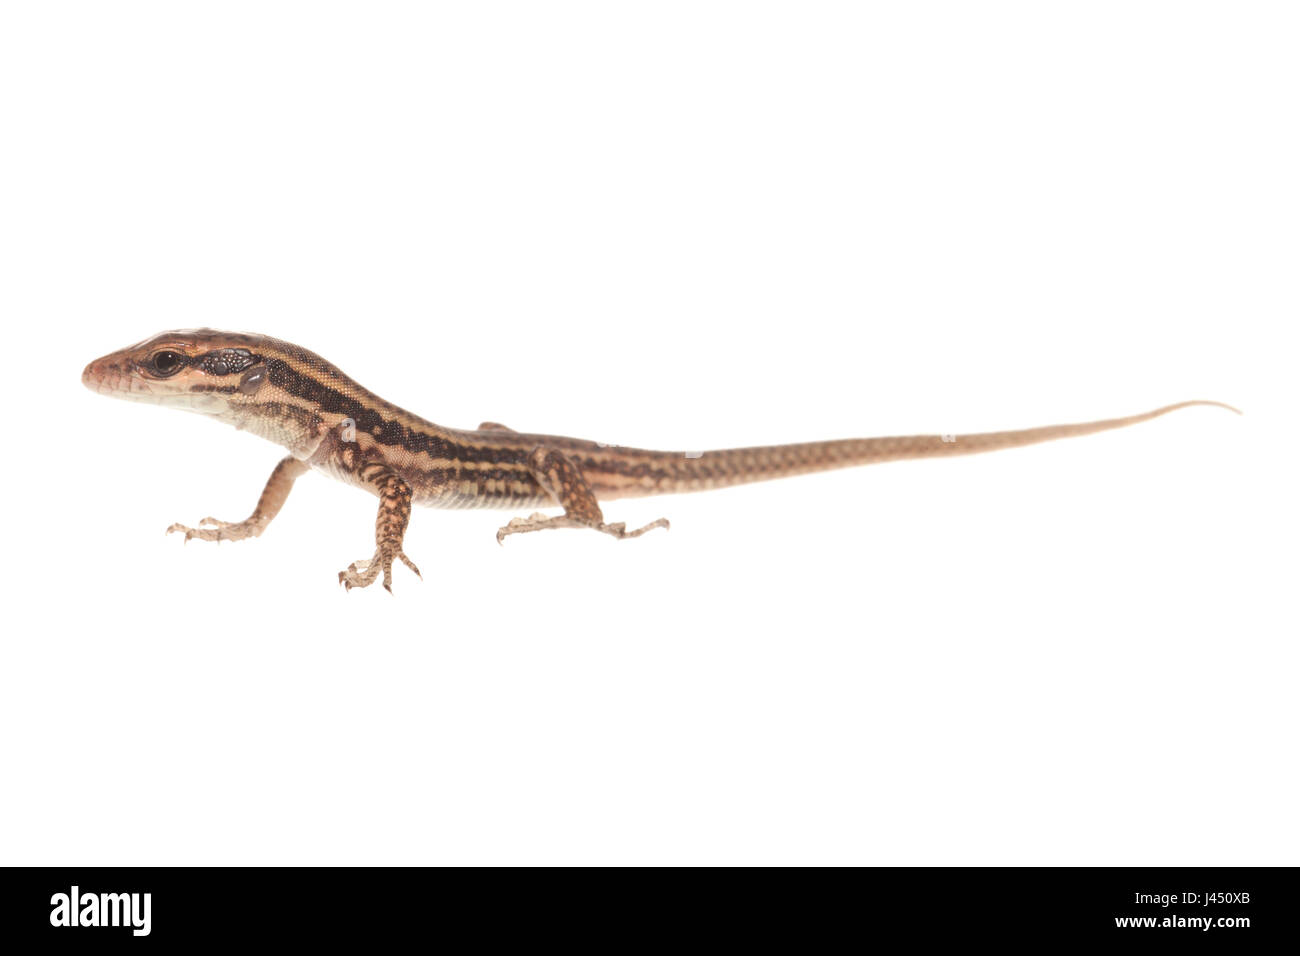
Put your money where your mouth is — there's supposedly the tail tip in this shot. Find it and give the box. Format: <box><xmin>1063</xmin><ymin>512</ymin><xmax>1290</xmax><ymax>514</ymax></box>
<box><xmin>1196</xmin><ymin>400</ymin><xmax>1243</xmax><ymax>416</ymax></box>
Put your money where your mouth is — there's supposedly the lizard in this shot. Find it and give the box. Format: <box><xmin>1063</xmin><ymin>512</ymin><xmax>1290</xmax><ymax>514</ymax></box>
<box><xmin>81</xmin><ymin>329</ymin><xmax>1239</xmax><ymax>592</ymax></box>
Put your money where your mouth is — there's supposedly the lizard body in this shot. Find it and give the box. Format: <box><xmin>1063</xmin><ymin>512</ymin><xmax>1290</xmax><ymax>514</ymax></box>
<box><xmin>82</xmin><ymin>329</ymin><xmax>1237</xmax><ymax>591</ymax></box>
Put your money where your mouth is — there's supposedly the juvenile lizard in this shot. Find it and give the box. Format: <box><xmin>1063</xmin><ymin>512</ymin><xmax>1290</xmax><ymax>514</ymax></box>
<box><xmin>82</xmin><ymin>330</ymin><xmax>1238</xmax><ymax>592</ymax></box>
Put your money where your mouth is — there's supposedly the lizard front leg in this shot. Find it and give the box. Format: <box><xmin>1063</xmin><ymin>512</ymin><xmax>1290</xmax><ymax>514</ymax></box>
<box><xmin>497</xmin><ymin>446</ymin><xmax>669</xmax><ymax>543</ymax></box>
<box><xmin>167</xmin><ymin>456</ymin><xmax>309</xmax><ymax>543</ymax></box>
<box><xmin>339</xmin><ymin>467</ymin><xmax>422</xmax><ymax>593</ymax></box>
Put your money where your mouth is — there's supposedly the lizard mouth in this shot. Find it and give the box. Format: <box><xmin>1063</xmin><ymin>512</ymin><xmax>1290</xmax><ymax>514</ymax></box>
<box><xmin>83</xmin><ymin>357</ymin><xmax>141</xmax><ymax>395</ymax></box>
<box><xmin>82</xmin><ymin>357</ymin><xmax>156</xmax><ymax>400</ymax></box>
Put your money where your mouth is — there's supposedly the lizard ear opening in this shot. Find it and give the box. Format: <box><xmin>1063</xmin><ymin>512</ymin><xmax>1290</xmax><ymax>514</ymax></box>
<box><xmin>238</xmin><ymin>364</ymin><xmax>268</xmax><ymax>395</ymax></box>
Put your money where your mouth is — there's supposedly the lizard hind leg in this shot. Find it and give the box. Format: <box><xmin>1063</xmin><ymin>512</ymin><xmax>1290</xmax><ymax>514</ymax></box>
<box><xmin>496</xmin><ymin>446</ymin><xmax>670</xmax><ymax>544</ymax></box>
<box><xmin>339</xmin><ymin>469</ymin><xmax>423</xmax><ymax>593</ymax></box>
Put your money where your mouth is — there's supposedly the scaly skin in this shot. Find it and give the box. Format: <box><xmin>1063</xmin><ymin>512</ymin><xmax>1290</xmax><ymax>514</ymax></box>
<box><xmin>82</xmin><ymin>329</ymin><xmax>1239</xmax><ymax>592</ymax></box>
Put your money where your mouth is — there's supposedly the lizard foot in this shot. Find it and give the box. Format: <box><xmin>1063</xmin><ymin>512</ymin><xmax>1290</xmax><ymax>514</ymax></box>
<box><xmin>496</xmin><ymin>512</ymin><xmax>669</xmax><ymax>543</ymax></box>
<box><xmin>167</xmin><ymin>515</ymin><xmax>267</xmax><ymax>543</ymax></box>
<box><xmin>338</xmin><ymin>548</ymin><xmax>422</xmax><ymax>593</ymax></box>
<box><xmin>598</xmin><ymin>518</ymin><xmax>670</xmax><ymax>539</ymax></box>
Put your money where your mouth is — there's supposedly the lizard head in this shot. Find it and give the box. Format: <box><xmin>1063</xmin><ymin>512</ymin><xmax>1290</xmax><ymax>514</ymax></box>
<box><xmin>82</xmin><ymin>329</ymin><xmax>356</xmax><ymax>459</ymax></box>
<box><xmin>82</xmin><ymin>329</ymin><xmax>273</xmax><ymax>415</ymax></box>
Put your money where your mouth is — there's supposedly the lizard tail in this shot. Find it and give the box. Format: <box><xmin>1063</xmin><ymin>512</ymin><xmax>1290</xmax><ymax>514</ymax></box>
<box><xmin>582</xmin><ymin>400</ymin><xmax>1241</xmax><ymax>499</ymax></box>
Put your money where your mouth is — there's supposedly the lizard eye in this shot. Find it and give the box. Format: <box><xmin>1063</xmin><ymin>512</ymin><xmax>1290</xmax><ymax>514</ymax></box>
<box><xmin>149</xmin><ymin>350</ymin><xmax>184</xmax><ymax>376</ymax></box>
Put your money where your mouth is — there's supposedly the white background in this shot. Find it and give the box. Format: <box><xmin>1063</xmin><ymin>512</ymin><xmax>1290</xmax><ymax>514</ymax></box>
<box><xmin>0</xmin><ymin>2</ymin><xmax>1295</xmax><ymax>865</ymax></box>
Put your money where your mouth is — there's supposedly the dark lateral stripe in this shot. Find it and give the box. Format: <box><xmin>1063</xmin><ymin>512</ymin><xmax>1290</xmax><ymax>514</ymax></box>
<box><xmin>252</xmin><ymin>337</ymin><xmax>689</xmax><ymax>470</ymax></box>
<box><xmin>260</xmin><ymin>352</ymin><xmax>551</xmax><ymax>466</ymax></box>
<box><xmin>263</xmin><ymin>356</ymin><xmax>452</xmax><ymax>457</ymax></box>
